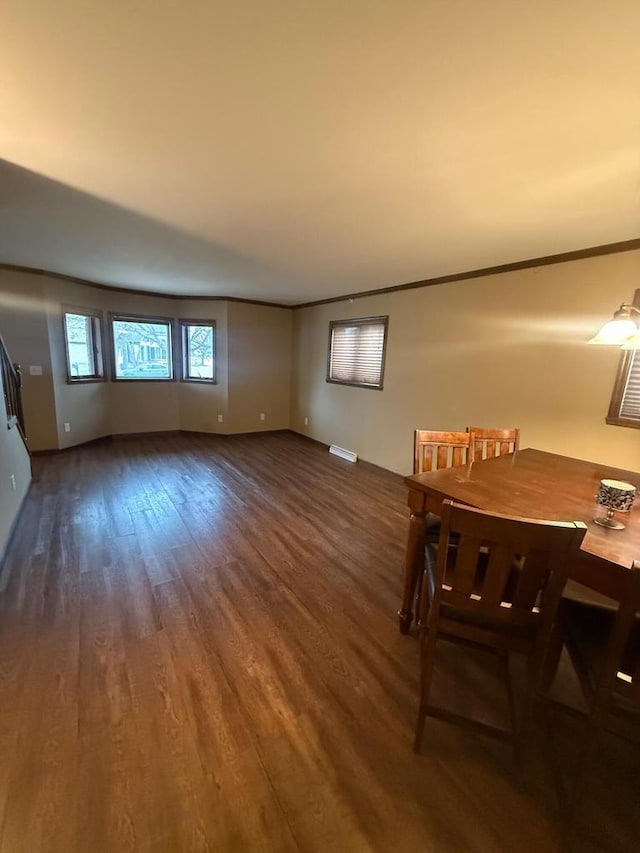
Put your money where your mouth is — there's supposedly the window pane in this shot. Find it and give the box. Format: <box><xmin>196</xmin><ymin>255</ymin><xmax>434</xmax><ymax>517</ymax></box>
<box><xmin>65</xmin><ymin>313</ymin><xmax>96</xmax><ymax>377</ymax></box>
<box><xmin>112</xmin><ymin>319</ymin><xmax>172</xmax><ymax>379</ymax></box>
<box><xmin>185</xmin><ymin>325</ymin><xmax>214</xmax><ymax>380</ymax></box>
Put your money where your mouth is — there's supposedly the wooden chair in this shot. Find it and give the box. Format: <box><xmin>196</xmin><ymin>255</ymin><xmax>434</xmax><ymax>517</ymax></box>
<box><xmin>413</xmin><ymin>429</ymin><xmax>470</xmax><ymax>474</ymax></box>
<box><xmin>410</xmin><ymin>431</ymin><xmax>471</xmax><ymax>622</ymax></box>
<box><xmin>414</xmin><ymin>500</ymin><xmax>587</xmax><ymax>762</ymax></box>
<box><xmin>557</xmin><ymin>562</ymin><xmax>640</xmax><ymax>838</ymax></box>
<box><xmin>467</xmin><ymin>426</ymin><xmax>520</xmax><ymax>463</ymax></box>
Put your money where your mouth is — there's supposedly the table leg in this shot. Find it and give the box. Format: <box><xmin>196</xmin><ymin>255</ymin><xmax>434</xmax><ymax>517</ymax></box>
<box><xmin>399</xmin><ymin>510</ymin><xmax>426</xmax><ymax>633</ymax></box>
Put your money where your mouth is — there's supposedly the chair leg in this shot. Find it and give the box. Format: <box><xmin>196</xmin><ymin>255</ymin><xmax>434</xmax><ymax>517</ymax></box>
<box><xmin>399</xmin><ymin>512</ymin><xmax>426</xmax><ymax>633</ymax></box>
<box><xmin>416</xmin><ymin>543</ymin><xmax>440</xmax><ymax>630</ymax></box>
<box><xmin>541</xmin><ymin>609</ymin><xmax>566</xmax><ymax>695</ymax></box>
<box><xmin>501</xmin><ymin>653</ymin><xmax>525</xmax><ymax>775</ymax></box>
<box><xmin>415</xmin><ymin>568</ymin><xmax>425</xmax><ymax>627</ymax></box>
<box><xmin>561</xmin><ymin>711</ymin><xmax>606</xmax><ymax>844</ymax></box>
<box><xmin>522</xmin><ymin>660</ymin><xmax>537</xmax><ymax>731</ymax></box>
<box><xmin>414</xmin><ymin>627</ymin><xmax>438</xmax><ymax>753</ymax></box>
<box><xmin>514</xmin><ymin>652</ymin><xmax>547</xmax><ymax>779</ymax></box>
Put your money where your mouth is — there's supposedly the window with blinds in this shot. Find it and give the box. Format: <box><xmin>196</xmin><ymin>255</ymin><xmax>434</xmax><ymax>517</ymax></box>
<box><xmin>607</xmin><ymin>349</ymin><xmax>640</xmax><ymax>427</ymax></box>
<box><xmin>327</xmin><ymin>316</ymin><xmax>389</xmax><ymax>389</ymax></box>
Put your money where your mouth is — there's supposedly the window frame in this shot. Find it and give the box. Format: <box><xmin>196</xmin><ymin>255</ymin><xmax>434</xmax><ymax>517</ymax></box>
<box><xmin>606</xmin><ymin>349</ymin><xmax>640</xmax><ymax>429</ymax></box>
<box><xmin>326</xmin><ymin>315</ymin><xmax>389</xmax><ymax>391</ymax></box>
<box><xmin>109</xmin><ymin>312</ymin><xmax>176</xmax><ymax>382</ymax></box>
<box><xmin>62</xmin><ymin>306</ymin><xmax>106</xmax><ymax>384</ymax></box>
<box><xmin>179</xmin><ymin>319</ymin><xmax>216</xmax><ymax>384</ymax></box>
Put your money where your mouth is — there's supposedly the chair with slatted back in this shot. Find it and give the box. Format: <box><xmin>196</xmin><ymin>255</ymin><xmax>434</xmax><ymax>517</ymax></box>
<box><xmin>468</xmin><ymin>426</ymin><xmax>520</xmax><ymax>463</ymax></box>
<box><xmin>414</xmin><ymin>500</ymin><xmax>587</xmax><ymax>763</ymax></box>
<box><xmin>413</xmin><ymin>429</ymin><xmax>471</xmax><ymax>474</ymax></box>
<box><xmin>558</xmin><ymin>562</ymin><xmax>640</xmax><ymax>840</ymax></box>
<box><xmin>409</xmin><ymin>431</ymin><xmax>472</xmax><ymax>624</ymax></box>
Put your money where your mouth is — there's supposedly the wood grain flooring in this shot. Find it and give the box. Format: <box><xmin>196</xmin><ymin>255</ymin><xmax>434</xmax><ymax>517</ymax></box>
<box><xmin>0</xmin><ymin>431</ymin><xmax>637</xmax><ymax>852</ymax></box>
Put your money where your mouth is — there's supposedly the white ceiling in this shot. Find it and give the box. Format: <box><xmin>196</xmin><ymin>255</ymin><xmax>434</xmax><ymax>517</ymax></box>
<box><xmin>2</xmin><ymin>0</ymin><xmax>639</xmax><ymax>305</ymax></box>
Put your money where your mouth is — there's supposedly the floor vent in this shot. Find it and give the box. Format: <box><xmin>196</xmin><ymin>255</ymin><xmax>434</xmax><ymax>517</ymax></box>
<box><xmin>329</xmin><ymin>444</ymin><xmax>358</xmax><ymax>463</ymax></box>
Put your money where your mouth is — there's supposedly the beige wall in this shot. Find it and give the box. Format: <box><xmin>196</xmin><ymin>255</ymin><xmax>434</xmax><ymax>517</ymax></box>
<box><xmin>0</xmin><ymin>272</ymin><xmax>59</xmax><ymax>450</ymax></box>
<box><xmin>292</xmin><ymin>250</ymin><xmax>640</xmax><ymax>474</ymax></box>
<box><xmin>0</xmin><ymin>270</ymin><xmax>292</xmax><ymax>450</ymax></box>
<box><xmin>0</xmin><ymin>364</ymin><xmax>31</xmax><ymax>569</ymax></box>
<box><xmin>2</xmin><ymin>250</ymin><xmax>639</xmax><ymax>473</ymax></box>
<box><xmin>45</xmin><ymin>282</ymin><xmax>111</xmax><ymax>447</ymax></box>
<box><xmin>176</xmin><ymin>301</ymin><xmax>229</xmax><ymax>433</ymax></box>
<box><xmin>45</xmin><ymin>281</ymin><xmax>185</xmax><ymax>445</ymax></box>
<box><xmin>227</xmin><ymin>302</ymin><xmax>292</xmax><ymax>433</ymax></box>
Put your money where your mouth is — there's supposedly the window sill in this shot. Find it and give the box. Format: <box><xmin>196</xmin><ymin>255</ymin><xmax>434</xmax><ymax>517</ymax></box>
<box><xmin>606</xmin><ymin>416</ymin><xmax>640</xmax><ymax>430</ymax></box>
<box><xmin>326</xmin><ymin>378</ymin><xmax>384</xmax><ymax>390</ymax></box>
<box><xmin>112</xmin><ymin>377</ymin><xmax>175</xmax><ymax>383</ymax></box>
<box><xmin>66</xmin><ymin>377</ymin><xmax>106</xmax><ymax>385</ymax></box>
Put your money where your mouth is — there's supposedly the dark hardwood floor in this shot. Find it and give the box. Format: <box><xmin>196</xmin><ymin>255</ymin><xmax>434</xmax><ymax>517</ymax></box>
<box><xmin>0</xmin><ymin>432</ymin><xmax>637</xmax><ymax>852</ymax></box>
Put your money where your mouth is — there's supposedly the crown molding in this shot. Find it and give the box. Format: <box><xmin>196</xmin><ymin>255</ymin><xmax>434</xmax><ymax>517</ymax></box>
<box><xmin>2</xmin><ymin>237</ymin><xmax>638</xmax><ymax>311</ymax></box>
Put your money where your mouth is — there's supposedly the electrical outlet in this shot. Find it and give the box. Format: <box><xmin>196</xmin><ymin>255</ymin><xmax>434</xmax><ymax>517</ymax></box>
<box><xmin>304</xmin><ymin>416</ymin><xmax>309</xmax><ymax>426</ymax></box>
<box><xmin>217</xmin><ymin>414</ymin><xmax>224</xmax><ymax>423</ymax></box>
<box><xmin>64</xmin><ymin>422</ymin><xmax>71</xmax><ymax>433</ymax></box>
<box><xmin>259</xmin><ymin>413</ymin><xmax>265</xmax><ymax>421</ymax></box>
<box><xmin>10</xmin><ymin>474</ymin><xmax>16</xmax><ymax>491</ymax></box>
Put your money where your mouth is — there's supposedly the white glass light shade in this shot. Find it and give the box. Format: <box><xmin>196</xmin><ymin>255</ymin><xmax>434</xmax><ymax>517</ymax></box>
<box><xmin>588</xmin><ymin>317</ymin><xmax>638</xmax><ymax>345</ymax></box>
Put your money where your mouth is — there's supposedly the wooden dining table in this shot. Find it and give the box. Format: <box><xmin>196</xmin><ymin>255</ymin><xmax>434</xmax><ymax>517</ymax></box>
<box><xmin>399</xmin><ymin>448</ymin><xmax>640</xmax><ymax>633</ymax></box>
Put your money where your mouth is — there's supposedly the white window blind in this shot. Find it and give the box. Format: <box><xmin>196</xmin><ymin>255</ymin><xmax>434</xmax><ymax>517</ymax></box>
<box><xmin>327</xmin><ymin>317</ymin><xmax>388</xmax><ymax>389</ymax></box>
<box><xmin>619</xmin><ymin>350</ymin><xmax>640</xmax><ymax>421</ymax></box>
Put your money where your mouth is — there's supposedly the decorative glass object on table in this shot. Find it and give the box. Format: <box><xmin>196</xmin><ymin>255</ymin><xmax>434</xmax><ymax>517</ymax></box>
<box><xmin>593</xmin><ymin>479</ymin><xmax>636</xmax><ymax>529</ymax></box>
